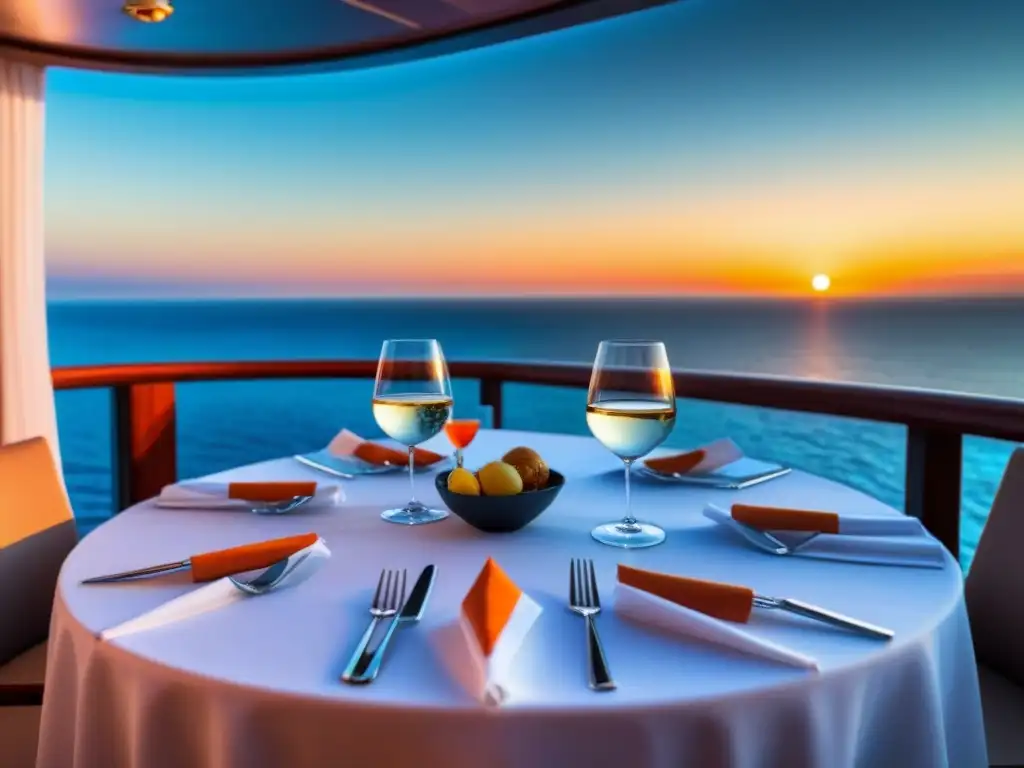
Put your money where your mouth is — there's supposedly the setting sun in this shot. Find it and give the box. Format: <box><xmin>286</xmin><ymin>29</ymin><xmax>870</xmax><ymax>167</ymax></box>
<box><xmin>812</xmin><ymin>274</ymin><xmax>831</xmax><ymax>292</ymax></box>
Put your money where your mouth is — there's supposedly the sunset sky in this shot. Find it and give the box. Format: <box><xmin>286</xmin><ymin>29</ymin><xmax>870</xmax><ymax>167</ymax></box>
<box><xmin>44</xmin><ymin>0</ymin><xmax>1024</xmax><ymax>299</ymax></box>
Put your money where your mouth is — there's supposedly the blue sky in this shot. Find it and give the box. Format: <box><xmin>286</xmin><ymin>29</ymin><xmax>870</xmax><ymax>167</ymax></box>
<box><xmin>43</xmin><ymin>0</ymin><xmax>1024</xmax><ymax>298</ymax></box>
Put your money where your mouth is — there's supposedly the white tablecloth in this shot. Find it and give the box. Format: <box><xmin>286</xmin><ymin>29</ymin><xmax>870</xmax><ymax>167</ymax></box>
<box><xmin>39</xmin><ymin>429</ymin><xmax>987</xmax><ymax>768</ymax></box>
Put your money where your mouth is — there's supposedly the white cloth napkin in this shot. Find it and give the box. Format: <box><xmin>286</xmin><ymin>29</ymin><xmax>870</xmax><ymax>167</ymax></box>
<box><xmin>100</xmin><ymin>537</ymin><xmax>332</xmax><ymax>640</ymax></box>
<box><xmin>156</xmin><ymin>481</ymin><xmax>342</xmax><ymax>510</ymax></box>
<box><xmin>704</xmin><ymin>504</ymin><xmax>946</xmax><ymax>569</ymax></box>
<box><xmin>826</xmin><ymin>515</ymin><xmax>924</xmax><ymax>536</ymax></box>
<box><xmin>614</xmin><ymin>583</ymin><xmax>819</xmax><ymax>670</ymax></box>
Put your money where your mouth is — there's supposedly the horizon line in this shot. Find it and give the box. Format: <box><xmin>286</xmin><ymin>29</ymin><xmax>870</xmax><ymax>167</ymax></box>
<box><xmin>44</xmin><ymin>293</ymin><xmax>1024</xmax><ymax>304</ymax></box>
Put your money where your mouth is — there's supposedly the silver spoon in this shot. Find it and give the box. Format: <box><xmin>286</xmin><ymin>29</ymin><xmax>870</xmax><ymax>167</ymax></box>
<box><xmin>229</xmin><ymin>537</ymin><xmax>331</xmax><ymax>595</ymax></box>
<box><xmin>249</xmin><ymin>495</ymin><xmax>315</xmax><ymax>516</ymax></box>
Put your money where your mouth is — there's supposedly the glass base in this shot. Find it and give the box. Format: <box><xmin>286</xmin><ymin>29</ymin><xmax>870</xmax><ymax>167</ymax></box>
<box><xmin>591</xmin><ymin>521</ymin><xmax>665</xmax><ymax>549</ymax></box>
<box><xmin>381</xmin><ymin>502</ymin><xmax>449</xmax><ymax>525</ymax></box>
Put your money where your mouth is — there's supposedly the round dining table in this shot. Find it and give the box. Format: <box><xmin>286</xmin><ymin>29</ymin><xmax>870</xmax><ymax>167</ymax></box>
<box><xmin>38</xmin><ymin>429</ymin><xmax>987</xmax><ymax>768</ymax></box>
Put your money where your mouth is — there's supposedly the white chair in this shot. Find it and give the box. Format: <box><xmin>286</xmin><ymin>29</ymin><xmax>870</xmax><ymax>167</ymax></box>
<box><xmin>965</xmin><ymin>447</ymin><xmax>1024</xmax><ymax>767</ymax></box>
<box><xmin>0</xmin><ymin>437</ymin><xmax>78</xmax><ymax>768</ymax></box>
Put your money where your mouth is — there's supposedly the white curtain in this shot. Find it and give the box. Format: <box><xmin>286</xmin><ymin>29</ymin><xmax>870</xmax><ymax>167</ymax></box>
<box><xmin>0</xmin><ymin>58</ymin><xmax>62</xmax><ymax>475</ymax></box>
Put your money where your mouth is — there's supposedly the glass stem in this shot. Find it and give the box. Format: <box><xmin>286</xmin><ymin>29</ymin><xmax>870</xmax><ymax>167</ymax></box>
<box><xmin>622</xmin><ymin>458</ymin><xmax>636</xmax><ymax>526</ymax></box>
<box><xmin>408</xmin><ymin>446</ymin><xmax>418</xmax><ymax>505</ymax></box>
<box><xmin>456</xmin><ymin>448</ymin><xmax>463</xmax><ymax>468</ymax></box>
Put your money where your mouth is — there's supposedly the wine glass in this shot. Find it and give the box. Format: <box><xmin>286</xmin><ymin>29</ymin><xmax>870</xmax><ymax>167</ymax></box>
<box><xmin>586</xmin><ymin>340</ymin><xmax>676</xmax><ymax>548</ymax></box>
<box><xmin>372</xmin><ymin>339</ymin><xmax>453</xmax><ymax>525</ymax></box>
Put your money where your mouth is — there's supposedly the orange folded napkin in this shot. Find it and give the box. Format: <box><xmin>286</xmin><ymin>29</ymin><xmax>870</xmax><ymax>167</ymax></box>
<box><xmin>443</xmin><ymin>558</ymin><xmax>542</xmax><ymax>705</ymax></box>
<box><xmin>158</xmin><ymin>481</ymin><xmax>342</xmax><ymax>510</ymax></box>
<box><xmin>227</xmin><ymin>482</ymin><xmax>318</xmax><ymax>502</ymax></box>
<box><xmin>644</xmin><ymin>437</ymin><xmax>743</xmax><ymax>475</ymax></box>
<box><xmin>645</xmin><ymin>449</ymin><xmax>705</xmax><ymax>475</ymax></box>
<box><xmin>190</xmin><ymin>532</ymin><xmax>322</xmax><ymax>582</ymax></box>
<box><xmin>618</xmin><ymin>564</ymin><xmax>754</xmax><ymax>623</ymax></box>
<box><xmin>731</xmin><ymin>503</ymin><xmax>926</xmax><ymax>537</ymax></box>
<box><xmin>328</xmin><ymin>429</ymin><xmax>444</xmax><ymax>467</ymax></box>
<box><xmin>614</xmin><ymin>564</ymin><xmax>818</xmax><ymax>670</ymax></box>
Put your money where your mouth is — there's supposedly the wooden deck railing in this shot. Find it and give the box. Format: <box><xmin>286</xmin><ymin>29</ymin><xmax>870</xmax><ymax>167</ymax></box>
<box><xmin>51</xmin><ymin>359</ymin><xmax>1024</xmax><ymax>560</ymax></box>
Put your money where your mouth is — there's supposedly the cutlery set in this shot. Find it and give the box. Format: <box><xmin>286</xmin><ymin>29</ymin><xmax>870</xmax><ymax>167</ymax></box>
<box><xmin>701</xmin><ymin>503</ymin><xmax>946</xmax><ymax>568</ymax></box>
<box><xmin>97</xmin><ymin>537</ymin><xmax>332</xmax><ymax>641</ymax></box>
<box><xmin>83</xmin><ymin>532</ymin><xmax>894</xmax><ymax>687</ymax></box>
<box><xmin>345</xmin><ymin>565</ymin><xmax>436</xmax><ymax>685</ymax></box>
<box><xmin>332</xmin><ymin>557</ymin><xmax>893</xmax><ymax>692</ymax></box>
<box><xmin>337</xmin><ymin>558</ymin><xmax>622</xmax><ymax>690</ymax></box>
<box><xmin>565</xmin><ymin>558</ymin><xmax>893</xmax><ymax>694</ymax></box>
<box><xmin>83</xmin><ymin>461</ymin><xmax>903</xmax><ymax>693</ymax></box>
<box><xmin>340</xmin><ymin>568</ymin><xmax>408</xmax><ymax>683</ymax></box>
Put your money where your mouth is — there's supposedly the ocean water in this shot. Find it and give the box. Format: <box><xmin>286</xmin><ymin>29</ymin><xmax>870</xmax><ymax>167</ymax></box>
<box><xmin>48</xmin><ymin>297</ymin><xmax>1024</xmax><ymax>569</ymax></box>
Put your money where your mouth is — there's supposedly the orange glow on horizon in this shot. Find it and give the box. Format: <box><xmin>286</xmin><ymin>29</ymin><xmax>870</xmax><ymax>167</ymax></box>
<box><xmin>47</xmin><ymin>160</ymin><xmax>1024</xmax><ymax>299</ymax></box>
<box><xmin>50</xmin><ymin>238</ymin><xmax>1024</xmax><ymax>299</ymax></box>
<box><xmin>48</xmin><ymin>169</ymin><xmax>1024</xmax><ymax>299</ymax></box>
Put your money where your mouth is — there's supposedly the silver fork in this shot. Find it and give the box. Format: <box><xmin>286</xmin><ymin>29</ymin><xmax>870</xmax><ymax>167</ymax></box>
<box><xmin>704</xmin><ymin>505</ymin><xmax>819</xmax><ymax>556</ymax></box>
<box><xmin>341</xmin><ymin>569</ymin><xmax>407</xmax><ymax>683</ymax></box>
<box><xmin>569</xmin><ymin>559</ymin><xmax>616</xmax><ymax>691</ymax></box>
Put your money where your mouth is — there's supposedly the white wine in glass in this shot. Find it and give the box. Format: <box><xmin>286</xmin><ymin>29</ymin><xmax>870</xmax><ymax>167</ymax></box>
<box><xmin>373</xmin><ymin>339</ymin><xmax>453</xmax><ymax>525</ymax></box>
<box><xmin>586</xmin><ymin>341</ymin><xmax>676</xmax><ymax>548</ymax></box>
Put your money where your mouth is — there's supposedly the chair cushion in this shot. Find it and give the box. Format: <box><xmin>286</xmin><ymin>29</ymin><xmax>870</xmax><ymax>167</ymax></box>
<box><xmin>0</xmin><ymin>437</ymin><xmax>77</xmax><ymax>665</ymax></box>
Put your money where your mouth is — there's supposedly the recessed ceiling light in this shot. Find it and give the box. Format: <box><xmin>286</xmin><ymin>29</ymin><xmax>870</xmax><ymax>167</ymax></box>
<box><xmin>123</xmin><ymin>0</ymin><xmax>174</xmax><ymax>23</ymax></box>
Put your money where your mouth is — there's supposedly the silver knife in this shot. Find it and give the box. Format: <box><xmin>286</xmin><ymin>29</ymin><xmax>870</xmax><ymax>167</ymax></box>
<box><xmin>727</xmin><ymin>467</ymin><xmax>793</xmax><ymax>489</ymax></box>
<box><xmin>292</xmin><ymin>452</ymin><xmax>357</xmax><ymax>479</ymax></box>
<box><xmin>344</xmin><ymin>564</ymin><xmax>436</xmax><ymax>685</ymax></box>
<box><xmin>642</xmin><ymin>466</ymin><xmax>791</xmax><ymax>489</ymax></box>
<box><xmin>753</xmin><ymin>595</ymin><xmax>895</xmax><ymax>640</ymax></box>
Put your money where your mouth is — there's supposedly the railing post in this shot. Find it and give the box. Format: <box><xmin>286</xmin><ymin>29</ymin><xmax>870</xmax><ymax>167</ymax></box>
<box><xmin>905</xmin><ymin>426</ymin><xmax>962</xmax><ymax>560</ymax></box>
<box><xmin>480</xmin><ymin>378</ymin><xmax>503</xmax><ymax>429</ymax></box>
<box><xmin>111</xmin><ymin>382</ymin><xmax>178</xmax><ymax>511</ymax></box>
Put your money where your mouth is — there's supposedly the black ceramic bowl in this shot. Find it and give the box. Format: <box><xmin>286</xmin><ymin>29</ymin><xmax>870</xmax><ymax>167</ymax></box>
<box><xmin>435</xmin><ymin>470</ymin><xmax>565</xmax><ymax>533</ymax></box>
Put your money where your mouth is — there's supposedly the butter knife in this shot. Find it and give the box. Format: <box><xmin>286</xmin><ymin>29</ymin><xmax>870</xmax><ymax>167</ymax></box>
<box><xmin>344</xmin><ymin>564</ymin><xmax>436</xmax><ymax>685</ymax></box>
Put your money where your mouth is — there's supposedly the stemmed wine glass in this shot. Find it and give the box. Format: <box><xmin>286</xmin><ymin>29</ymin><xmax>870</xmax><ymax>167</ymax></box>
<box><xmin>372</xmin><ymin>339</ymin><xmax>453</xmax><ymax>525</ymax></box>
<box><xmin>586</xmin><ymin>340</ymin><xmax>676</xmax><ymax>548</ymax></box>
